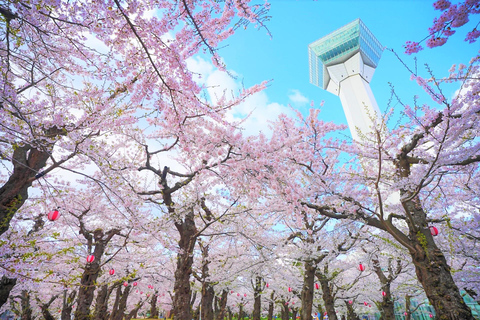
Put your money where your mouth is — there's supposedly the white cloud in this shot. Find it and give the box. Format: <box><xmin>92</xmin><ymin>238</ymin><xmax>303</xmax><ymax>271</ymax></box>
<box><xmin>186</xmin><ymin>56</ymin><xmax>295</xmax><ymax>137</ymax></box>
<box><xmin>288</xmin><ymin>89</ymin><xmax>309</xmax><ymax>106</ymax></box>
<box><xmin>186</xmin><ymin>56</ymin><xmax>214</xmax><ymax>85</ymax></box>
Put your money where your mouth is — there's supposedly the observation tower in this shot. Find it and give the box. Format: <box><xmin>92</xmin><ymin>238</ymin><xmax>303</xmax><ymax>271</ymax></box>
<box><xmin>308</xmin><ymin>19</ymin><xmax>384</xmax><ymax>141</ymax></box>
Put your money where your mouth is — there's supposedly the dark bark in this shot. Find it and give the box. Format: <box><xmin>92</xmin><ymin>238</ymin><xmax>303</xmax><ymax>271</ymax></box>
<box><xmin>110</xmin><ymin>285</ymin><xmax>122</xmax><ymax>320</ymax></box>
<box><xmin>401</xmin><ymin>194</ymin><xmax>474</xmax><ymax>320</ymax></box>
<box><xmin>0</xmin><ymin>276</ymin><xmax>16</xmax><ymax>309</ymax></box>
<box><xmin>35</xmin><ymin>294</ymin><xmax>58</xmax><ymax>320</ymax></box>
<box><xmin>75</xmin><ymin>227</ymin><xmax>120</xmax><ymax>320</ymax></box>
<box><xmin>21</xmin><ymin>290</ymin><xmax>32</xmax><ymax>320</ymax></box>
<box><xmin>111</xmin><ymin>285</ymin><xmax>131</xmax><ymax>320</ymax></box>
<box><xmin>317</xmin><ymin>266</ymin><xmax>337</xmax><ymax>320</ymax></box>
<box><xmin>0</xmin><ymin>145</ymin><xmax>49</xmax><ymax>236</ymax></box>
<box><xmin>201</xmin><ymin>286</ymin><xmax>215</xmax><ymax>320</ymax></box>
<box><xmin>12</xmin><ymin>290</ymin><xmax>33</xmax><ymax>320</ymax></box>
<box><xmin>227</xmin><ymin>307</ymin><xmax>233</xmax><ymax>320</ymax></box>
<box><xmin>238</xmin><ymin>304</ymin><xmax>244</xmax><ymax>320</ymax></box>
<box><xmin>172</xmin><ymin>209</ymin><xmax>198</xmax><ymax>320</ymax></box>
<box><xmin>344</xmin><ymin>301</ymin><xmax>360</xmax><ymax>320</ymax></box>
<box><xmin>301</xmin><ymin>261</ymin><xmax>316</xmax><ymax>320</ymax></box>
<box><xmin>252</xmin><ymin>276</ymin><xmax>262</xmax><ymax>320</ymax></box>
<box><xmin>371</xmin><ymin>258</ymin><xmax>398</xmax><ymax>320</ymax></box>
<box><xmin>61</xmin><ymin>289</ymin><xmax>77</xmax><ymax>320</ymax></box>
<box><xmin>125</xmin><ymin>299</ymin><xmax>146</xmax><ymax>320</ymax></box>
<box><xmin>93</xmin><ymin>284</ymin><xmax>109</xmax><ymax>320</ymax></box>
<box><xmin>199</xmin><ymin>243</ymin><xmax>215</xmax><ymax>320</ymax></box>
<box><xmin>405</xmin><ymin>295</ymin><xmax>412</xmax><ymax>320</ymax></box>
<box><xmin>291</xmin><ymin>308</ymin><xmax>298</xmax><ymax>320</ymax></box>
<box><xmin>215</xmin><ymin>290</ymin><xmax>228</xmax><ymax>320</ymax></box>
<box><xmin>149</xmin><ymin>292</ymin><xmax>159</xmax><ymax>318</ymax></box>
<box><xmin>267</xmin><ymin>292</ymin><xmax>275</xmax><ymax>320</ymax></box>
<box><xmin>280</xmin><ymin>301</ymin><xmax>289</xmax><ymax>320</ymax></box>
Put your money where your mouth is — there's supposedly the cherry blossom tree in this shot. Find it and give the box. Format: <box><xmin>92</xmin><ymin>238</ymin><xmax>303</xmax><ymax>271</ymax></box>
<box><xmin>259</xmin><ymin>84</ymin><xmax>479</xmax><ymax>319</ymax></box>
<box><xmin>404</xmin><ymin>0</ymin><xmax>480</xmax><ymax>53</ymax></box>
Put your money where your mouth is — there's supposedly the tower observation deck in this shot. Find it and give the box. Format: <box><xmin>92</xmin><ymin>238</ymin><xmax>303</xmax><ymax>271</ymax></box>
<box><xmin>308</xmin><ymin>19</ymin><xmax>384</xmax><ymax>141</ymax></box>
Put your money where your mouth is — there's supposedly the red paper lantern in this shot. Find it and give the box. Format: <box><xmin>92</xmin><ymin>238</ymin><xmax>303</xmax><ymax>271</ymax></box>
<box><xmin>324</xmin><ymin>312</ymin><xmax>327</xmax><ymax>316</ymax></box>
<box><xmin>382</xmin><ymin>291</ymin><xmax>386</xmax><ymax>297</ymax></box>
<box><xmin>47</xmin><ymin>210</ymin><xmax>60</xmax><ymax>221</ymax></box>
<box><xmin>364</xmin><ymin>302</ymin><xmax>368</xmax><ymax>306</ymax></box>
<box><xmin>237</xmin><ymin>293</ymin><xmax>240</xmax><ymax>296</ymax></box>
<box><xmin>123</xmin><ymin>282</ymin><xmax>128</xmax><ymax>287</ymax></box>
<box><xmin>358</xmin><ymin>263</ymin><xmax>365</xmax><ymax>271</ymax></box>
<box><xmin>315</xmin><ymin>283</ymin><xmax>319</xmax><ymax>290</ymax></box>
<box><xmin>86</xmin><ymin>255</ymin><xmax>95</xmax><ymax>263</ymax></box>
<box><xmin>133</xmin><ymin>282</ymin><xmax>138</xmax><ymax>286</ymax></box>
<box><xmin>231</xmin><ymin>290</ymin><xmax>234</xmax><ymax>294</ymax></box>
<box><xmin>286</xmin><ymin>302</ymin><xmax>289</xmax><ymax>305</ymax></box>
<box><xmin>140</xmin><ymin>291</ymin><xmax>143</xmax><ymax>294</ymax></box>
<box><xmin>368</xmin><ymin>304</ymin><xmax>371</xmax><ymax>307</ymax></box>
<box><xmin>266</xmin><ymin>283</ymin><xmax>269</xmax><ymax>288</ymax></box>
<box><xmin>292</xmin><ymin>302</ymin><xmax>295</xmax><ymax>305</ymax></box>
<box><xmin>430</xmin><ymin>226</ymin><xmax>439</xmax><ymax>236</ymax></box>
<box><xmin>404</xmin><ymin>312</ymin><xmax>408</xmax><ymax>316</ymax></box>
<box><xmin>288</xmin><ymin>287</ymin><xmax>292</xmax><ymax>292</ymax></box>
<box><xmin>244</xmin><ymin>293</ymin><xmax>247</xmax><ymax>297</ymax></box>
<box><xmin>109</xmin><ymin>269</ymin><xmax>115</xmax><ymax>275</ymax></box>
<box><xmin>348</xmin><ymin>300</ymin><xmax>352</xmax><ymax>304</ymax></box>
<box><xmin>147</xmin><ymin>294</ymin><xmax>150</xmax><ymax>297</ymax></box>
<box><xmin>429</xmin><ymin>314</ymin><xmax>433</xmax><ymax>318</ymax></box>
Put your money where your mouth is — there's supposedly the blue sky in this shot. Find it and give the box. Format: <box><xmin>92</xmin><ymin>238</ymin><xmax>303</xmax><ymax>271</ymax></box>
<box><xmin>192</xmin><ymin>0</ymin><xmax>478</xmax><ymax>137</ymax></box>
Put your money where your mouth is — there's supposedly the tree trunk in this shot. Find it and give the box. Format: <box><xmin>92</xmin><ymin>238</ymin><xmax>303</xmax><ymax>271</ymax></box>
<box><xmin>267</xmin><ymin>292</ymin><xmax>275</xmax><ymax>320</ymax></box>
<box><xmin>0</xmin><ymin>145</ymin><xmax>50</xmax><ymax>236</ymax></box>
<box><xmin>281</xmin><ymin>302</ymin><xmax>289</xmax><ymax>320</ymax></box>
<box><xmin>93</xmin><ymin>284</ymin><xmax>109</xmax><ymax>320</ymax></box>
<box><xmin>20</xmin><ymin>290</ymin><xmax>33</xmax><ymax>320</ymax></box>
<box><xmin>201</xmin><ymin>285</ymin><xmax>215</xmax><ymax>320</ymax></box>
<box><xmin>61</xmin><ymin>290</ymin><xmax>77</xmax><ymax>320</ymax></box>
<box><xmin>404</xmin><ymin>294</ymin><xmax>411</xmax><ymax>320</ymax></box>
<box><xmin>0</xmin><ymin>276</ymin><xmax>16</xmax><ymax>309</ymax></box>
<box><xmin>292</xmin><ymin>308</ymin><xmax>297</xmax><ymax>320</ymax></box>
<box><xmin>344</xmin><ymin>301</ymin><xmax>359</xmax><ymax>320</ymax></box>
<box><xmin>36</xmin><ymin>294</ymin><xmax>58</xmax><ymax>320</ymax></box>
<box><xmin>75</xmin><ymin>228</ymin><xmax>119</xmax><ymax>320</ymax></box>
<box><xmin>149</xmin><ymin>292</ymin><xmax>159</xmax><ymax>318</ymax></box>
<box><xmin>75</xmin><ymin>252</ymin><xmax>103</xmax><ymax>319</ymax></box>
<box><xmin>227</xmin><ymin>307</ymin><xmax>232</xmax><ymax>320</ymax></box>
<box><xmin>318</xmin><ymin>268</ymin><xmax>337</xmax><ymax>320</ymax></box>
<box><xmin>172</xmin><ymin>209</ymin><xmax>197</xmax><ymax>320</ymax></box>
<box><xmin>215</xmin><ymin>290</ymin><xmax>228</xmax><ymax>320</ymax></box>
<box><xmin>110</xmin><ymin>286</ymin><xmax>122</xmax><ymax>320</ymax></box>
<box><xmin>401</xmin><ymin>194</ymin><xmax>474</xmax><ymax>320</ymax></box>
<box><xmin>238</xmin><ymin>304</ymin><xmax>244</xmax><ymax>320</ymax></box>
<box><xmin>200</xmin><ymin>242</ymin><xmax>215</xmax><ymax>320</ymax></box>
<box><xmin>111</xmin><ymin>285</ymin><xmax>131</xmax><ymax>320</ymax></box>
<box><xmin>371</xmin><ymin>259</ymin><xmax>396</xmax><ymax>320</ymax></box>
<box><xmin>301</xmin><ymin>261</ymin><xmax>316</xmax><ymax>320</ymax></box>
<box><xmin>125</xmin><ymin>299</ymin><xmax>146</xmax><ymax>320</ymax></box>
<box><xmin>252</xmin><ymin>276</ymin><xmax>262</xmax><ymax>320</ymax></box>
<box><xmin>378</xmin><ymin>290</ymin><xmax>395</xmax><ymax>320</ymax></box>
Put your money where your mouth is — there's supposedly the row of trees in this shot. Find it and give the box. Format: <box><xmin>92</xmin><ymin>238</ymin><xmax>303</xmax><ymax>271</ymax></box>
<box><xmin>1</xmin><ymin>0</ymin><xmax>479</xmax><ymax>320</ymax></box>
